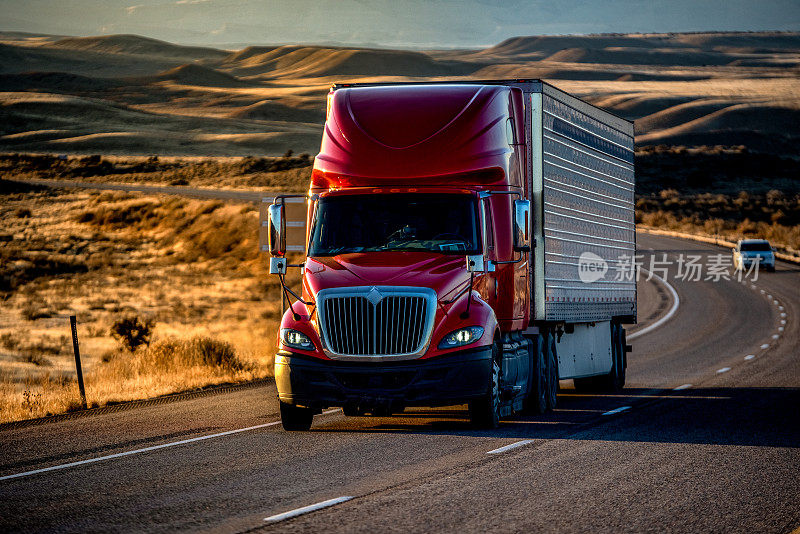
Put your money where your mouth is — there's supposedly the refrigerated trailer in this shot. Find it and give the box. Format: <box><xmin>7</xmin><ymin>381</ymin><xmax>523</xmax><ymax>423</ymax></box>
<box><xmin>264</xmin><ymin>80</ymin><xmax>636</xmax><ymax>430</ymax></box>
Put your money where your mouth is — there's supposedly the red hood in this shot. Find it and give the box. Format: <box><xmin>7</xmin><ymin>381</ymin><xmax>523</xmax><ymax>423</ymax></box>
<box><xmin>304</xmin><ymin>252</ymin><xmax>469</xmax><ymax>302</ymax></box>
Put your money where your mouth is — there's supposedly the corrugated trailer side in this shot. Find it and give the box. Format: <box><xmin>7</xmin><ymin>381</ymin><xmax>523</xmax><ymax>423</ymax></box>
<box><xmin>530</xmin><ymin>84</ymin><xmax>636</xmax><ymax>323</ymax></box>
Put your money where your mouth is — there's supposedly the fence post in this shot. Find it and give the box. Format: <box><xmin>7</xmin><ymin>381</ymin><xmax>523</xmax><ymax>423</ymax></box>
<box><xmin>69</xmin><ymin>315</ymin><xmax>88</xmax><ymax>409</ymax></box>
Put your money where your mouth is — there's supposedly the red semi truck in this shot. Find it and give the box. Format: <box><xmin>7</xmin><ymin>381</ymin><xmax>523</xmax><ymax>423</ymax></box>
<box><xmin>265</xmin><ymin>80</ymin><xmax>636</xmax><ymax>430</ymax></box>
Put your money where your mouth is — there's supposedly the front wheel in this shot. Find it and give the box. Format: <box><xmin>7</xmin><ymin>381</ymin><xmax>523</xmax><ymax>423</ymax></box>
<box><xmin>280</xmin><ymin>401</ymin><xmax>314</xmax><ymax>431</ymax></box>
<box><xmin>545</xmin><ymin>331</ymin><xmax>558</xmax><ymax>410</ymax></box>
<box><xmin>469</xmin><ymin>340</ymin><xmax>501</xmax><ymax>429</ymax></box>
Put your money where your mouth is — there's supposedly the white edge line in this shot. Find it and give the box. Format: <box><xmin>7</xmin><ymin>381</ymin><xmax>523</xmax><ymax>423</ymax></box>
<box><xmin>1</xmin><ymin>409</ymin><xmax>341</xmax><ymax>482</ymax></box>
<box><xmin>602</xmin><ymin>406</ymin><xmax>631</xmax><ymax>415</ymax></box>
<box><xmin>673</xmin><ymin>384</ymin><xmax>692</xmax><ymax>390</ymax></box>
<box><xmin>486</xmin><ymin>439</ymin><xmax>534</xmax><ymax>455</ymax></box>
<box><xmin>265</xmin><ymin>496</ymin><xmax>353</xmax><ymax>523</ymax></box>
<box><xmin>627</xmin><ymin>269</ymin><xmax>680</xmax><ymax>340</ymax></box>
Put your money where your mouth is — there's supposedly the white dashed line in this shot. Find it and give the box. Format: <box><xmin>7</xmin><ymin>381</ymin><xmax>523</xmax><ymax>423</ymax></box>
<box><xmin>0</xmin><ymin>409</ymin><xmax>342</xmax><ymax>481</ymax></box>
<box><xmin>745</xmin><ymin>355</ymin><xmax>755</xmax><ymax>361</ymax></box>
<box><xmin>761</xmin><ymin>344</ymin><xmax>770</xmax><ymax>349</ymax></box>
<box><xmin>751</xmin><ymin>284</ymin><xmax>757</xmax><ymax>289</ymax></box>
<box><xmin>772</xmin><ymin>334</ymin><xmax>780</xmax><ymax>339</ymax></box>
<box><xmin>768</xmin><ymin>294</ymin><xmax>773</xmax><ymax>299</ymax></box>
<box><xmin>673</xmin><ymin>384</ymin><xmax>692</xmax><ymax>390</ymax></box>
<box><xmin>779</xmin><ymin>327</ymin><xmax>785</xmax><ymax>332</ymax></box>
<box><xmin>760</xmin><ymin>289</ymin><xmax>766</xmax><ymax>294</ymax></box>
<box><xmin>264</xmin><ymin>496</ymin><xmax>354</xmax><ymax>523</ymax></box>
<box><xmin>779</xmin><ymin>306</ymin><xmax>785</xmax><ymax>311</ymax></box>
<box><xmin>781</xmin><ymin>313</ymin><xmax>787</xmax><ymax>317</ymax></box>
<box><xmin>717</xmin><ymin>367</ymin><xmax>731</xmax><ymax>374</ymax></box>
<box><xmin>782</xmin><ymin>319</ymin><xmax>787</xmax><ymax>324</ymax></box>
<box><xmin>602</xmin><ymin>406</ymin><xmax>632</xmax><ymax>416</ymax></box>
<box><xmin>486</xmin><ymin>439</ymin><xmax>535</xmax><ymax>454</ymax></box>
<box><xmin>774</xmin><ymin>300</ymin><xmax>780</xmax><ymax>305</ymax></box>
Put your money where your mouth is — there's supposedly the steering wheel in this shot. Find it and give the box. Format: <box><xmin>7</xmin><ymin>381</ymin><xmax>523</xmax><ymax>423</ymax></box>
<box><xmin>433</xmin><ymin>233</ymin><xmax>465</xmax><ymax>241</ymax></box>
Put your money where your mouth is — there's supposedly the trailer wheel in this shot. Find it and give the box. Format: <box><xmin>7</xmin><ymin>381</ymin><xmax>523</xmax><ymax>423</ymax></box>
<box><xmin>280</xmin><ymin>401</ymin><xmax>314</xmax><ymax>431</ymax></box>
<box><xmin>615</xmin><ymin>324</ymin><xmax>627</xmax><ymax>389</ymax></box>
<box><xmin>523</xmin><ymin>335</ymin><xmax>548</xmax><ymax>414</ymax></box>
<box><xmin>469</xmin><ymin>339</ymin><xmax>502</xmax><ymax>429</ymax></box>
<box><xmin>545</xmin><ymin>331</ymin><xmax>558</xmax><ymax>410</ymax></box>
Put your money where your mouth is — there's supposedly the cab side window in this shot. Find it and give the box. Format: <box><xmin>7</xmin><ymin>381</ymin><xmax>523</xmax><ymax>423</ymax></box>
<box><xmin>482</xmin><ymin>198</ymin><xmax>494</xmax><ymax>252</ymax></box>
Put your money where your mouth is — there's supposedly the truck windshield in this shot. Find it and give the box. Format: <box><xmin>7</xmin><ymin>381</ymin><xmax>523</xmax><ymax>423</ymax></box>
<box><xmin>740</xmin><ymin>242</ymin><xmax>772</xmax><ymax>251</ymax></box>
<box><xmin>308</xmin><ymin>193</ymin><xmax>480</xmax><ymax>256</ymax></box>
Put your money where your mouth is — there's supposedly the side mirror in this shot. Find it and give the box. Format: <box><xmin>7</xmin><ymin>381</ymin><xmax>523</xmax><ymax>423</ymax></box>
<box><xmin>513</xmin><ymin>199</ymin><xmax>531</xmax><ymax>252</ymax></box>
<box><xmin>466</xmin><ymin>254</ymin><xmax>485</xmax><ymax>272</ymax></box>
<box><xmin>267</xmin><ymin>202</ymin><xmax>286</xmax><ymax>257</ymax></box>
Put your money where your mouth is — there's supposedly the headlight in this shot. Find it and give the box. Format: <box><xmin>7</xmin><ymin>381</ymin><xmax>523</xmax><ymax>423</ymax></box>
<box><xmin>438</xmin><ymin>326</ymin><xmax>484</xmax><ymax>349</ymax></box>
<box><xmin>280</xmin><ymin>328</ymin><xmax>314</xmax><ymax>350</ymax></box>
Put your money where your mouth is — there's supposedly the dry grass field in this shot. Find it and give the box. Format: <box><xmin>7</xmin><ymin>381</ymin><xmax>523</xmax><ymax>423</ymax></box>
<box><xmin>0</xmin><ymin>179</ymin><xmax>304</xmax><ymax>422</ymax></box>
<box><xmin>1</xmin><ymin>29</ymin><xmax>799</xmax><ymax>422</ymax></box>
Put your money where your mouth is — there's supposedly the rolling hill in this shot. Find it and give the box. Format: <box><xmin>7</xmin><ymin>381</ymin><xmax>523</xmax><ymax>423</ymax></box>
<box><xmin>0</xmin><ymin>30</ymin><xmax>797</xmax><ymax>155</ymax></box>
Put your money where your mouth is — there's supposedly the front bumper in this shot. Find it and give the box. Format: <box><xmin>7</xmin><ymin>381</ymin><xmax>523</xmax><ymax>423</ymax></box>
<box><xmin>274</xmin><ymin>346</ymin><xmax>493</xmax><ymax>411</ymax></box>
<box><xmin>741</xmin><ymin>258</ymin><xmax>775</xmax><ymax>268</ymax></box>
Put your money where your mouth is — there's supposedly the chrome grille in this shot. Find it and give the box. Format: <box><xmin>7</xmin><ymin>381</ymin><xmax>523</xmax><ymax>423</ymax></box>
<box><xmin>317</xmin><ymin>287</ymin><xmax>435</xmax><ymax>359</ymax></box>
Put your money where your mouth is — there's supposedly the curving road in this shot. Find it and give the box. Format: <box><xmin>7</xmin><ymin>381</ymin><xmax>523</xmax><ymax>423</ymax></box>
<box><xmin>1</xmin><ymin>232</ymin><xmax>799</xmax><ymax>533</ymax></box>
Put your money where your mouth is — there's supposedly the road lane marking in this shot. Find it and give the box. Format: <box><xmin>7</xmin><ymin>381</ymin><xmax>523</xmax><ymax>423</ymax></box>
<box><xmin>774</xmin><ymin>300</ymin><xmax>779</xmax><ymax>305</ymax></box>
<box><xmin>264</xmin><ymin>496</ymin><xmax>353</xmax><ymax>523</ymax></box>
<box><xmin>782</xmin><ymin>319</ymin><xmax>787</xmax><ymax>324</ymax></box>
<box><xmin>745</xmin><ymin>355</ymin><xmax>755</xmax><ymax>361</ymax></box>
<box><xmin>673</xmin><ymin>384</ymin><xmax>692</xmax><ymax>390</ymax></box>
<box><xmin>602</xmin><ymin>406</ymin><xmax>631</xmax><ymax>416</ymax></box>
<box><xmin>772</xmin><ymin>334</ymin><xmax>780</xmax><ymax>339</ymax></box>
<box><xmin>761</xmin><ymin>344</ymin><xmax>770</xmax><ymax>349</ymax></box>
<box><xmin>0</xmin><ymin>409</ymin><xmax>341</xmax><ymax>482</ymax></box>
<box><xmin>760</xmin><ymin>289</ymin><xmax>766</xmax><ymax>294</ymax></box>
<box><xmin>781</xmin><ymin>312</ymin><xmax>787</xmax><ymax>317</ymax></box>
<box><xmin>768</xmin><ymin>294</ymin><xmax>772</xmax><ymax>299</ymax></box>
<box><xmin>717</xmin><ymin>367</ymin><xmax>731</xmax><ymax>374</ymax></box>
<box><xmin>628</xmin><ymin>270</ymin><xmax>679</xmax><ymax>341</ymax></box>
<box><xmin>779</xmin><ymin>306</ymin><xmax>785</xmax><ymax>310</ymax></box>
<box><xmin>751</xmin><ymin>284</ymin><xmax>757</xmax><ymax>289</ymax></box>
<box><xmin>779</xmin><ymin>327</ymin><xmax>785</xmax><ymax>332</ymax></box>
<box><xmin>486</xmin><ymin>439</ymin><xmax>535</xmax><ymax>454</ymax></box>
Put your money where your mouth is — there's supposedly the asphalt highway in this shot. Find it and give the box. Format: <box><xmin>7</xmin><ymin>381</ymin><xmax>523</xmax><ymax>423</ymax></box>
<box><xmin>1</xmin><ymin>232</ymin><xmax>798</xmax><ymax>533</ymax></box>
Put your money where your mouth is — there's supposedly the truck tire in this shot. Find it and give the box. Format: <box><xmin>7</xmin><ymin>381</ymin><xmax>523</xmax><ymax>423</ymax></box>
<box><xmin>469</xmin><ymin>339</ymin><xmax>502</xmax><ymax>429</ymax></box>
<box><xmin>545</xmin><ymin>331</ymin><xmax>558</xmax><ymax>410</ymax></box>
<box><xmin>615</xmin><ymin>325</ymin><xmax>627</xmax><ymax>389</ymax></box>
<box><xmin>523</xmin><ymin>334</ymin><xmax>548</xmax><ymax>414</ymax></box>
<box><xmin>280</xmin><ymin>401</ymin><xmax>314</xmax><ymax>431</ymax></box>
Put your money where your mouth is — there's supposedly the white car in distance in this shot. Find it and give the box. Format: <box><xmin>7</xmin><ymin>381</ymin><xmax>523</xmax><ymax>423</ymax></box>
<box><xmin>733</xmin><ymin>239</ymin><xmax>776</xmax><ymax>272</ymax></box>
